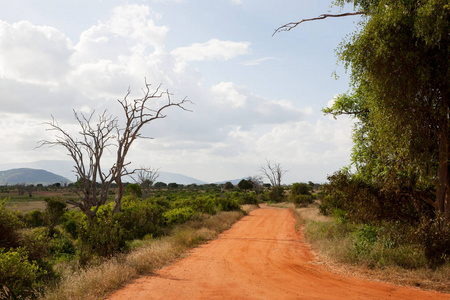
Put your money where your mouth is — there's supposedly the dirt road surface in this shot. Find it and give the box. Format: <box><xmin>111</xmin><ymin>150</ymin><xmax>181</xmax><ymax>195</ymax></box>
<box><xmin>108</xmin><ymin>206</ymin><xmax>449</xmax><ymax>299</ymax></box>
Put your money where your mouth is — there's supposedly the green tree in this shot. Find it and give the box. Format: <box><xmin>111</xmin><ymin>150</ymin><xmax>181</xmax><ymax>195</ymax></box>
<box><xmin>335</xmin><ymin>0</ymin><xmax>449</xmax><ymax>224</ymax></box>
<box><xmin>284</xmin><ymin>0</ymin><xmax>450</xmax><ymax>224</ymax></box>
<box><xmin>44</xmin><ymin>197</ymin><xmax>68</xmax><ymax>236</ymax></box>
<box><xmin>238</xmin><ymin>179</ymin><xmax>253</xmax><ymax>191</ymax></box>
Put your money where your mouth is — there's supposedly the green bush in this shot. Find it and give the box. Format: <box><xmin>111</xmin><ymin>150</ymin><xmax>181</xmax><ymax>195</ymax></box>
<box><xmin>117</xmin><ymin>197</ymin><xmax>165</xmax><ymax>240</ymax></box>
<box><xmin>48</xmin><ymin>233</ymin><xmax>76</xmax><ymax>261</ymax></box>
<box><xmin>353</xmin><ymin>224</ymin><xmax>378</xmax><ymax>255</ymax></box>
<box><xmin>0</xmin><ymin>248</ymin><xmax>46</xmax><ymax>298</ymax></box>
<box><xmin>44</xmin><ymin>197</ymin><xmax>67</xmax><ymax>236</ymax></box>
<box><xmin>61</xmin><ymin>210</ymin><xmax>84</xmax><ymax>240</ymax></box>
<box><xmin>125</xmin><ymin>183</ymin><xmax>143</xmax><ymax>198</ymax></box>
<box><xmin>291</xmin><ymin>194</ymin><xmax>313</xmax><ymax>206</ymax></box>
<box><xmin>0</xmin><ymin>200</ymin><xmax>23</xmax><ymax>249</ymax></box>
<box><xmin>23</xmin><ymin>210</ymin><xmax>45</xmax><ymax>228</ymax></box>
<box><xmin>241</xmin><ymin>192</ymin><xmax>258</xmax><ymax>205</ymax></box>
<box><xmin>163</xmin><ymin>207</ymin><xmax>195</xmax><ymax>226</ymax></box>
<box><xmin>78</xmin><ymin>205</ymin><xmax>126</xmax><ymax>259</ymax></box>
<box><xmin>268</xmin><ymin>186</ymin><xmax>285</xmax><ymax>203</ymax></box>
<box><xmin>218</xmin><ymin>195</ymin><xmax>241</xmax><ymax>211</ymax></box>
<box><xmin>290</xmin><ymin>182</ymin><xmax>311</xmax><ymax>196</ymax></box>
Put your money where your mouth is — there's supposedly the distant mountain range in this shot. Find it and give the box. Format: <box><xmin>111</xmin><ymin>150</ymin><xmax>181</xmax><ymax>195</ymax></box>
<box><xmin>0</xmin><ymin>168</ymin><xmax>71</xmax><ymax>185</ymax></box>
<box><xmin>0</xmin><ymin>161</ymin><xmax>209</xmax><ymax>185</ymax></box>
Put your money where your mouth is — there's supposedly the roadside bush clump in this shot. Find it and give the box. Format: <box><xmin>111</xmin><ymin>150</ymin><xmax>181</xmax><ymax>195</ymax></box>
<box><xmin>289</xmin><ymin>183</ymin><xmax>313</xmax><ymax>206</ymax></box>
<box><xmin>417</xmin><ymin>216</ymin><xmax>450</xmax><ymax>267</ymax></box>
<box><xmin>240</xmin><ymin>192</ymin><xmax>258</xmax><ymax>205</ymax></box>
<box><xmin>217</xmin><ymin>195</ymin><xmax>241</xmax><ymax>211</ymax></box>
<box><xmin>117</xmin><ymin>197</ymin><xmax>165</xmax><ymax>240</ymax></box>
<box><xmin>163</xmin><ymin>207</ymin><xmax>195</xmax><ymax>226</ymax></box>
<box><xmin>268</xmin><ymin>186</ymin><xmax>285</xmax><ymax>203</ymax></box>
<box><xmin>78</xmin><ymin>205</ymin><xmax>126</xmax><ymax>260</ymax></box>
<box><xmin>0</xmin><ymin>247</ymin><xmax>47</xmax><ymax>299</ymax></box>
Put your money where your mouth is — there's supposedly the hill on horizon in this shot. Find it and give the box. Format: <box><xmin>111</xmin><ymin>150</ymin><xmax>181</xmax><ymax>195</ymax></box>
<box><xmin>0</xmin><ymin>163</ymin><xmax>209</xmax><ymax>185</ymax></box>
<box><xmin>0</xmin><ymin>168</ymin><xmax>71</xmax><ymax>185</ymax></box>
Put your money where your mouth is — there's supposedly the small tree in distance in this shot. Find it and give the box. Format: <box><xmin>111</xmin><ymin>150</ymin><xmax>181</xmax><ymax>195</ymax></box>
<box><xmin>260</xmin><ymin>160</ymin><xmax>287</xmax><ymax>187</ymax></box>
<box><xmin>132</xmin><ymin>166</ymin><xmax>160</xmax><ymax>199</ymax></box>
<box><xmin>39</xmin><ymin>79</ymin><xmax>191</xmax><ymax>221</ymax></box>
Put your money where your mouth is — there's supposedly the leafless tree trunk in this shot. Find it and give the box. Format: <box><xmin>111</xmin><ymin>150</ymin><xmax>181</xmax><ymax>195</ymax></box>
<box><xmin>132</xmin><ymin>166</ymin><xmax>160</xmax><ymax>199</ymax></box>
<box><xmin>39</xmin><ymin>79</ymin><xmax>190</xmax><ymax>220</ymax></box>
<box><xmin>260</xmin><ymin>160</ymin><xmax>287</xmax><ymax>187</ymax></box>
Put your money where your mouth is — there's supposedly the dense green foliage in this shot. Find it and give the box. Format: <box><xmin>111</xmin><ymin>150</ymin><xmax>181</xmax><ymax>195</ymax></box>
<box><xmin>321</xmin><ymin>0</ymin><xmax>450</xmax><ymax>266</ymax></box>
<box><xmin>0</xmin><ymin>185</ymin><xmax>259</xmax><ymax>299</ymax></box>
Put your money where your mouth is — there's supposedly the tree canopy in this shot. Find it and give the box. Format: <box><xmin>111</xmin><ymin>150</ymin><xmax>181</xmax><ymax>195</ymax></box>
<box><xmin>323</xmin><ymin>0</ymin><xmax>449</xmax><ymax>223</ymax></box>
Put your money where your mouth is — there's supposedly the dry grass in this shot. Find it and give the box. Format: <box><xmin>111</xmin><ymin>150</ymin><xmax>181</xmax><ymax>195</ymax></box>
<box><xmin>41</xmin><ymin>210</ymin><xmax>245</xmax><ymax>300</ymax></box>
<box><xmin>293</xmin><ymin>203</ymin><xmax>450</xmax><ymax>294</ymax></box>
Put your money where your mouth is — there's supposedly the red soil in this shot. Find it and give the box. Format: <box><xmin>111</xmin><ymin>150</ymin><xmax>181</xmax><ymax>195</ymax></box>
<box><xmin>108</xmin><ymin>206</ymin><xmax>450</xmax><ymax>300</ymax></box>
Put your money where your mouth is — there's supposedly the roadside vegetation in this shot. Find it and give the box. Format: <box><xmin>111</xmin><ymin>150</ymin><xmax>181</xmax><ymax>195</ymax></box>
<box><xmin>0</xmin><ymin>182</ymin><xmax>264</xmax><ymax>299</ymax></box>
<box><xmin>290</xmin><ymin>196</ymin><xmax>450</xmax><ymax>293</ymax></box>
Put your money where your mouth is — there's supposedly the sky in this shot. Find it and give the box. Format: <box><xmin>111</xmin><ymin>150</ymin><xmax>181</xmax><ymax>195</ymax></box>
<box><xmin>0</xmin><ymin>0</ymin><xmax>360</xmax><ymax>184</ymax></box>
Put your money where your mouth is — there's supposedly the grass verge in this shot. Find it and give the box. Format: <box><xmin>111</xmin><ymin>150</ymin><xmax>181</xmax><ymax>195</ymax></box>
<box><xmin>291</xmin><ymin>202</ymin><xmax>450</xmax><ymax>293</ymax></box>
<box><xmin>40</xmin><ymin>207</ymin><xmax>255</xmax><ymax>300</ymax></box>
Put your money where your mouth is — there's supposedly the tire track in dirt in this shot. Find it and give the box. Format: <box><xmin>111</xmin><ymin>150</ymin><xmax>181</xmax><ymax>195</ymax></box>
<box><xmin>108</xmin><ymin>206</ymin><xmax>450</xmax><ymax>299</ymax></box>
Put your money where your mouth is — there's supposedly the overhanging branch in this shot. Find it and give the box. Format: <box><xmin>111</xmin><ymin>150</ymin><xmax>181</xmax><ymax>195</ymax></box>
<box><xmin>273</xmin><ymin>12</ymin><xmax>365</xmax><ymax>36</ymax></box>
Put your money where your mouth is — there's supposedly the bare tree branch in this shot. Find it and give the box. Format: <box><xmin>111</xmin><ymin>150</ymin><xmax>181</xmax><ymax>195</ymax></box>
<box><xmin>273</xmin><ymin>12</ymin><xmax>365</xmax><ymax>36</ymax></box>
<box><xmin>38</xmin><ymin>79</ymin><xmax>191</xmax><ymax>219</ymax></box>
<box><xmin>260</xmin><ymin>160</ymin><xmax>287</xmax><ymax>187</ymax></box>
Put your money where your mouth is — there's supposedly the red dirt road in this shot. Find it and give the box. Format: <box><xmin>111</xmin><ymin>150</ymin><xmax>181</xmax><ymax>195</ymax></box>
<box><xmin>108</xmin><ymin>206</ymin><xmax>449</xmax><ymax>299</ymax></box>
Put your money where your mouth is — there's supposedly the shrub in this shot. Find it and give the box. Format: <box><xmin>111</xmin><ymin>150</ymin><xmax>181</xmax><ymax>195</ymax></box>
<box><xmin>417</xmin><ymin>216</ymin><xmax>450</xmax><ymax>267</ymax></box>
<box><xmin>218</xmin><ymin>195</ymin><xmax>241</xmax><ymax>211</ymax></box>
<box><xmin>241</xmin><ymin>192</ymin><xmax>258</xmax><ymax>205</ymax></box>
<box><xmin>291</xmin><ymin>194</ymin><xmax>313</xmax><ymax>206</ymax></box>
<box><xmin>0</xmin><ymin>247</ymin><xmax>46</xmax><ymax>298</ymax></box>
<box><xmin>78</xmin><ymin>205</ymin><xmax>126</xmax><ymax>260</ymax></box>
<box><xmin>62</xmin><ymin>210</ymin><xmax>84</xmax><ymax>239</ymax></box>
<box><xmin>44</xmin><ymin>197</ymin><xmax>68</xmax><ymax>236</ymax></box>
<box><xmin>163</xmin><ymin>207</ymin><xmax>195</xmax><ymax>226</ymax></box>
<box><xmin>23</xmin><ymin>209</ymin><xmax>45</xmax><ymax>228</ymax></box>
<box><xmin>125</xmin><ymin>184</ymin><xmax>143</xmax><ymax>198</ymax></box>
<box><xmin>117</xmin><ymin>197</ymin><xmax>165</xmax><ymax>240</ymax></box>
<box><xmin>268</xmin><ymin>186</ymin><xmax>285</xmax><ymax>203</ymax></box>
<box><xmin>0</xmin><ymin>199</ymin><xmax>23</xmax><ymax>249</ymax></box>
<box><xmin>290</xmin><ymin>182</ymin><xmax>311</xmax><ymax>196</ymax></box>
<box><xmin>353</xmin><ymin>224</ymin><xmax>378</xmax><ymax>255</ymax></box>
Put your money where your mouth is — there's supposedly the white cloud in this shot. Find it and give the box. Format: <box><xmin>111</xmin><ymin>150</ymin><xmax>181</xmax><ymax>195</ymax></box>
<box><xmin>0</xmin><ymin>20</ymin><xmax>73</xmax><ymax>85</ymax></box>
<box><xmin>171</xmin><ymin>39</ymin><xmax>250</xmax><ymax>71</ymax></box>
<box><xmin>0</xmin><ymin>3</ymin><xmax>354</xmax><ymax>184</ymax></box>
<box><xmin>210</xmin><ymin>82</ymin><xmax>247</xmax><ymax>108</ymax></box>
<box><xmin>242</xmin><ymin>57</ymin><xmax>279</xmax><ymax>66</ymax></box>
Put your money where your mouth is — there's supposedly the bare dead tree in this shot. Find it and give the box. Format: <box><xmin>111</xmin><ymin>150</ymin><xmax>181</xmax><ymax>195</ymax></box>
<box><xmin>273</xmin><ymin>12</ymin><xmax>365</xmax><ymax>36</ymax></box>
<box><xmin>260</xmin><ymin>160</ymin><xmax>287</xmax><ymax>187</ymax></box>
<box><xmin>38</xmin><ymin>79</ymin><xmax>190</xmax><ymax>220</ymax></box>
<box><xmin>132</xmin><ymin>166</ymin><xmax>160</xmax><ymax>199</ymax></box>
<box><xmin>111</xmin><ymin>81</ymin><xmax>191</xmax><ymax>213</ymax></box>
